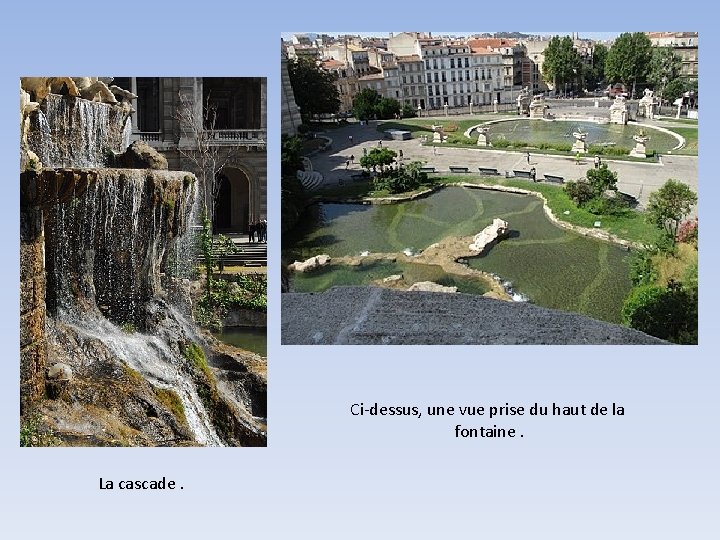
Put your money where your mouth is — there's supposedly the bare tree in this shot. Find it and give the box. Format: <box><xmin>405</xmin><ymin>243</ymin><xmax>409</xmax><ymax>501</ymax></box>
<box><xmin>174</xmin><ymin>91</ymin><xmax>236</xmax><ymax>221</ymax></box>
<box><xmin>174</xmin><ymin>90</ymin><xmax>238</xmax><ymax>301</ymax></box>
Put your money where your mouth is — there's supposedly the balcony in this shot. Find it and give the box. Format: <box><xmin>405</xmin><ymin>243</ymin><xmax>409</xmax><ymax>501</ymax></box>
<box><xmin>202</xmin><ymin>129</ymin><xmax>267</xmax><ymax>148</ymax></box>
<box><xmin>134</xmin><ymin>131</ymin><xmax>162</xmax><ymax>142</ymax></box>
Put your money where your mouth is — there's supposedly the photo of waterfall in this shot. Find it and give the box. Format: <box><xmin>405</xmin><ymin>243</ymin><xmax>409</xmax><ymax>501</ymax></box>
<box><xmin>20</xmin><ymin>77</ymin><xmax>267</xmax><ymax>447</ymax></box>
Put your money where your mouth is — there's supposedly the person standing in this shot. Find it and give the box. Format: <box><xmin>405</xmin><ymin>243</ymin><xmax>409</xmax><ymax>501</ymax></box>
<box><xmin>348</xmin><ymin>135</ymin><xmax>353</xmax><ymax>144</ymax></box>
<box><xmin>530</xmin><ymin>167</ymin><xmax>537</xmax><ymax>182</ymax></box>
<box><xmin>526</xmin><ymin>151</ymin><xmax>531</xmax><ymax>165</ymax></box>
<box><xmin>594</xmin><ymin>155</ymin><xmax>600</xmax><ymax>169</ymax></box>
<box><xmin>350</xmin><ymin>154</ymin><xmax>355</xmax><ymax>164</ymax></box>
<box><xmin>248</xmin><ymin>221</ymin><xmax>255</xmax><ymax>243</ymax></box>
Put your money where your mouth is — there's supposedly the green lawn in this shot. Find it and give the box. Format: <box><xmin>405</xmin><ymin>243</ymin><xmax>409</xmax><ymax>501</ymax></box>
<box><xmin>666</xmin><ymin>126</ymin><xmax>698</xmax><ymax>155</ymax></box>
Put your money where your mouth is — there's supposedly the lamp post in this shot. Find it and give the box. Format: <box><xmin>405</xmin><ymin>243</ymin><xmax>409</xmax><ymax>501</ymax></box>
<box><xmin>660</xmin><ymin>76</ymin><xmax>667</xmax><ymax>109</ymax></box>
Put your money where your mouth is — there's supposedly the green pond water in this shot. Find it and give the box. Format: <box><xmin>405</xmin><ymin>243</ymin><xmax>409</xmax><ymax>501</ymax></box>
<box><xmin>291</xmin><ymin>260</ymin><xmax>490</xmax><ymax>295</ymax></box>
<box><xmin>212</xmin><ymin>327</ymin><xmax>267</xmax><ymax>357</ymax></box>
<box><xmin>486</xmin><ymin>119</ymin><xmax>679</xmax><ymax>152</ymax></box>
<box><xmin>285</xmin><ymin>187</ymin><xmax>633</xmax><ymax>324</ymax></box>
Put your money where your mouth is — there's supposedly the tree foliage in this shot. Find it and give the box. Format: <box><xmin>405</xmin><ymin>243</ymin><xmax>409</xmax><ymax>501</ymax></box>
<box><xmin>352</xmin><ymin>88</ymin><xmax>381</xmax><ymax>121</ymax></box>
<box><xmin>646</xmin><ymin>179</ymin><xmax>697</xmax><ymax>244</ymax></box>
<box><xmin>604</xmin><ymin>32</ymin><xmax>652</xmax><ymax>98</ymax></box>
<box><xmin>360</xmin><ymin>147</ymin><xmax>397</xmax><ymax>172</ymax></box>
<box><xmin>647</xmin><ymin>47</ymin><xmax>682</xmax><ymax>88</ymax></box>
<box><xmin>372</xmin><ymin>161</ymin><xmax>430</xmax><ymax>194</ymax></box>
<box><xmin>662</xmin><ymin>78</ymin><xmax>695</xmax><ymax>104</ymax></box>
<box><xmin>287</xmin><ymin>58</ymin><xmax>340</xmax><ymax>120</ymax></box>
<box><xmin>281</xmin><ymin>134</ymin><xmax>309</xmax><ymax>233</ymax></box>
<box><xmin>585</xmin><ymin>163</ymin><xmax>618</xmax><ymax>198</ymax></box>
<box><xmin>584</xmin><ymin>43</ymin><xmax>607</xmax><ymax>90</ymax></box>
<box><xmin>542</xmin><ymin>36</ymin><xmax>583</xmax><ymax>92</ymax></box>
<box><xmin>376</xmin><ymin>97</ymin><xmax>402</xmax><ymax>119</ymax></box>
<box><xmin>622</xmin><ymin>281</ymin><xmax>697</xmax><ymax>343</ymax></box>
<box><xmin>401</xmin><ymin>103</ymin><xmax>418</xmax><ymax>118</ymax></box>
<box><xmin>563</xmin><ymin>180</ymin><xmax>594</xmax><ymax>206</ymax></box>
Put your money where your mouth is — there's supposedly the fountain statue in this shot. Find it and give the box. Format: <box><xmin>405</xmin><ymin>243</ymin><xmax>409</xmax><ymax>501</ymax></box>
<box><xmin>572</xmin><ymin>128</ymin><xmax>588</xmax><ymax>153</ymax></box>
<box><xmin>529</xmin><ymin>94</ymin><xmax>548</xmax><ymax>119</ymax></box>
<box><xmin>476</xmin><ymin>126</ymin><xmax>491</xmax><ymax>147</ymax></box>
<box><xmin>516</xmin><ymin>86</ymin><xmax>531</xmax><ymax>116</ymax></box>
<box><xmin>432</xmin><ymin>124</ymin><xmax>447</xmax><ymax>143</ymax></box>
<box><xmin>609</xmin><ymin>95</ymin><xmax>628</xmax><ymax>125</ymax></box>
<box><xmin>630</xmin><ymin>128</ymin><xmax>649</xmax><ymax>158</ymax></box>
<box><xmin>639</xmin><ymin>88</ymin><xmax>657</xmax><ymax>119</ymax></box>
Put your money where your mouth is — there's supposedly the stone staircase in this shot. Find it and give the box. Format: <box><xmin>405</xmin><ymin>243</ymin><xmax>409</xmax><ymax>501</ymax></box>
<box><xmin>297</xmin><ymin>169</ymin><xmax>324</xmax><ymax>191</ymax></box>
<box><xmin>197</xmin><ymin>239</ymin><xmax>267</xmax><ymax>269</ymax></box>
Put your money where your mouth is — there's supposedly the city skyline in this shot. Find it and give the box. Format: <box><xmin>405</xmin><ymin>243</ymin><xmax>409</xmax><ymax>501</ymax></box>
<box><xmin>282</xmin><ymin>31</ymin><xmax>623</xmax><ymax>41</ymax></box>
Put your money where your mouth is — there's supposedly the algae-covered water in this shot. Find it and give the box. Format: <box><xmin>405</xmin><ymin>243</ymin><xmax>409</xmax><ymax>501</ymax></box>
<box><xmin>212</xmin><ymin>327</ymin><xmax>267</xmax><ymax>357</ymax></box>
<box><xmin>487</xmin><ymin>119</ymin><xmax>679</xmax><ymax>152</ymax></box>
<box><xmin>284</xmin><ymin>187</ymin><xmax>633</xmax><ymax>323</ymax></box>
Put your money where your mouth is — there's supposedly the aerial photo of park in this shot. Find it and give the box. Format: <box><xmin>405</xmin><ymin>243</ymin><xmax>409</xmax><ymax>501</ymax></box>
<box><xmin>280</xmin><ymin>31</ymin><xmax>698</xmax><ymax>345</ymax></box>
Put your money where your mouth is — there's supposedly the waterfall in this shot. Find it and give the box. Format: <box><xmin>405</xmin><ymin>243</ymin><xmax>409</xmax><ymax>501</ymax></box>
<box><xmin>24</xmin><ymin>92</ymin><xmax>236</xmax><ymax>446</ymax></box>
<box><xmin>63</xmin><ymin>313</ymin><xmax>223</xmax><ymax>446</ymax></box>
<box><xmin>29</xmin><ymin>94</ymin><xmax>132</xmax><ymax>168</ymax></box>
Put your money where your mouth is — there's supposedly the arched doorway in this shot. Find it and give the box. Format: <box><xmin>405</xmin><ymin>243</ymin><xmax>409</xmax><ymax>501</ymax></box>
<box><xmin>213</xmin><ymin>173</ymin><xmax>232</xmax><ymax>231</ymax></box>
<box><xmin>213</xmin><ymin>167</ymin><xmax>250</xmax><ymax>234</ymax></box>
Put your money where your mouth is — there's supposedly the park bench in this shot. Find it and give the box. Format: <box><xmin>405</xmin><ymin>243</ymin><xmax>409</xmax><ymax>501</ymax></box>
<box><xmin>478</xmin><ymin>167</ymin><xmax>500</xmax><ymax>176</ymax></box>
<box><xmin>543</xmin><ymin>174</ymin><xmax>565</xmax><ymax>184</ymax></box>
<box><xmin>449</xmin><ymin>166</ymin><xmax>469</xmax><ymax>173</ymax></box>
<box><xmin>513</xmin><ymin>170</ymin><xmax>533</xmax><ymax>179</ymax></box>
<box><xmin>420</xmin><ymin>167</ymin><xmax>436</xmax><ymax>173</ymax></box>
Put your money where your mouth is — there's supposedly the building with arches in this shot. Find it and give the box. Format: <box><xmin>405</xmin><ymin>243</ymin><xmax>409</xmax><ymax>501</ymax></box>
<box><xmin>116</xmin><ymin>77</ymin><xmax>267</xmax><ymax>234</ymax></box>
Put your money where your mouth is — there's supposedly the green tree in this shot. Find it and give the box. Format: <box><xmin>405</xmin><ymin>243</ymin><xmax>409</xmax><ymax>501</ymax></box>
<box><xmin>647</xmin><ymin>47</ymin><xmax>682</xmax><ymax>89</ymax></box>
<box><xmin>585</xmin><ymin>163</ymin><xmax>618</xmax><ymax>198</ymax></box>
<box><xmin>646</xmin><ymin>179</ymin><xmax>697</xmax><ymax>245</ymax></box>
<box><xmin>584</xmin><ymin>43</ymin><xmax>607</xmax><ymax>90</ymax></box>
<box><xmin>401</xmin><ymin>103</ymin><xmax>418</xmax><ymax>118</ymax></box>
<box><xmin>353</xmin><ymin>88</ymin><xmax>382</xmax><ymax>121</ymax></box>
<box><xmin>360</xmin><ymin>147</ymin><xmax>397</xmax><ymax>173</ymax></box>
<box><xmin>376</xmin><ymin>97</ymin><xmax>402</xmax><ymax>119</ymax></box>
<box><xmin>662</xmin><ymin>78</ymin><xmax>690</xmax><ymax>104</ymax></box>
<box><xmin>281</xmin><ymin>134</ymin><xmax>304</xmax><ymax>177</ymax></box>
<box><xmin>605</xmin><ymin>32</ymin><xmax>652</xmax><ymax>99</ymax></box>
<box><xmin>542</xmin><ymin>36</ymin><xmax>583</xmax><ymax>94</ymax></box>
<box><xmin>281</xmin><ymin>134</ymin><xmax>308</xmax><ymax>234</ymax></box>
<box><xmin>287</xmin><ymin>57</ymin><xmax>341</xmax><ymax>121</ymax></box>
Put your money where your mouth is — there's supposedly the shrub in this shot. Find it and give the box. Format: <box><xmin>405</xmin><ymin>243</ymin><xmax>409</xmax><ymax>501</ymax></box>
<box><xmin>622</xmin><ymin>282</ymin><xmax>697</xmax><ymax>343</ymax></box>
<box><xmin>676</xmin><ymin>218</ymin><xmax>698</xmax><ymax>245</ymax></box>
<box><xmin>564</xmin><ymin>180</ymin><xmax>594</xmax><ymax>206</ymax></box>
<box><xmin>628</xmin><ymin>249</ymin><xmax>658</xmax><ymax>286</ymax></box>
<box><xmin>584</xmin><ymin>196</ymin><xmax>628</xmax><ymax>216</ymax></box>
<box><xmin>20</xmin><ymin>413</ymin><xmax>57</xmax><ymax>447</ymax></box>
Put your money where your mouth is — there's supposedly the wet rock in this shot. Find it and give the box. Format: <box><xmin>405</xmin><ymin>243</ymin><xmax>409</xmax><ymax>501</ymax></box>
<box><xmin>114</xmin><ymin>140</ymin><xmax>168</xmax><ymax>170</ymax></box>
<box><xmin>407</xmin><ymin>281</ymin><xmax>458</xmax><ymax>293</ymax></box>
<box><xmin>290</xmin><ymin>254</ymin><xmax>331</xmax><ymax>272</ymax></box>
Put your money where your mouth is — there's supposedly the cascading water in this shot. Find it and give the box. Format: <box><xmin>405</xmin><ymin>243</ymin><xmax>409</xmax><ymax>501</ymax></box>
<box><xmin>23</xmin><ymin>86</ymin><xmax>241</xmax><ymax>446</ymax></box>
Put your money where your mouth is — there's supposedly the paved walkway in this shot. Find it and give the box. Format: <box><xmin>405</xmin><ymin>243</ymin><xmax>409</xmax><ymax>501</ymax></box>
<box><xmin>308</xmin><ymin>117</ymin><xmax>698</xmax><ymax>213</ymax></box>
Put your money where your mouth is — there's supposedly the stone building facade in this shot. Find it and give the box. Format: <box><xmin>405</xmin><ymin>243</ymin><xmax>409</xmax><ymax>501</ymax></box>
<box><xmin>115</xmin><ymin>77</ymin><xmax>267</xmax><ymax>234</ymax></box>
